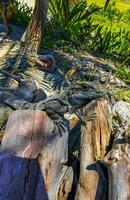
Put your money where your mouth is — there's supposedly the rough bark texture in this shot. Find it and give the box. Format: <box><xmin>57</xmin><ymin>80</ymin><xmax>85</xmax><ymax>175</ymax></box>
<box><xmin>75</xmin><ymin>97</ymin><xmax>112</xmax><ymax>200</ymax></box>
<box><xmin>24</xmin><ymin>0</ymin><xmax>49</xmax><ymax>54</ymax></box>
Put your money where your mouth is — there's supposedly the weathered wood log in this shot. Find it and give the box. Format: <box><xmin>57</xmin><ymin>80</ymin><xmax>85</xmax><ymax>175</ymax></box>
<box><xmin>103</xmin><ymin>101</ymin><xmax>130</xmax><ymax>200</ymax></box>
<box><xmin>75</xmin><ymin>97</ymin><xmax>112</xmax><ymax>200</ymax></box>
<box><xmin>0</xmin><ymin>110</ymin><xmax>73</xmax><ymax>200</ymax></box>
<box><xmin>0</xmin><ymin>79</ymin><xmax>112</xmax><ymax>199</ymax></box>
<box><xmin>104</xmin><ymin>145</ymin><xmax>130</xmax><ymax>200</ymax></box>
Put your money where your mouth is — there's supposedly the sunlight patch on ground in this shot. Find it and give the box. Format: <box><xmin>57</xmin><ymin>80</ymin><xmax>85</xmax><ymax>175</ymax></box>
<box><xmin>19</xmin><ymin>0</ymin><xmax>35</xmax><ymax>8</ymax></box>
<box><xmin>87</xmin><ymin>0</ymin><xmax>130</xmax><ymax>11</ymax></box>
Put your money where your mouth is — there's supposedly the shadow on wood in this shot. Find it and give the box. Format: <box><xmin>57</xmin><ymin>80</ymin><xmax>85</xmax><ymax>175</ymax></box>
<box><xmin>75</xmin><ymin>97</ymin><xmax>112</xmax><ymax>200</ymax></box>
<box><xmin>0</xmin><ymin>110</ymin><xmax>73</xmax><ymax>200</ymax></box>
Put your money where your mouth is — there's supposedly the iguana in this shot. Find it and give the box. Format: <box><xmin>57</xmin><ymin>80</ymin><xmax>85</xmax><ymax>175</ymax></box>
<box><xmin>0</xmin><ymin>70</ymin><xmax>110</xmax><ymax>135</ymax></box>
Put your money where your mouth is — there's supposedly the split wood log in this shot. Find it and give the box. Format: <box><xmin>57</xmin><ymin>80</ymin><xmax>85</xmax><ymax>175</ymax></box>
<box><xmin>75</xmin><ymin>97</ymin><xmax>112</xmax><ymax>200</ymax></box>
<box><xmin>0</xmin><ymin>110</ymin><xmax>73</xmax><ymax>200</ymax></box>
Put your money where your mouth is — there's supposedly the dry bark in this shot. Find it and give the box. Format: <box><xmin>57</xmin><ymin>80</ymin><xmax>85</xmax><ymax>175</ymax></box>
<box><xmin>24</xmin><ymin>0</ymin><xmax>49</xmax><ymax>54</ymax></box>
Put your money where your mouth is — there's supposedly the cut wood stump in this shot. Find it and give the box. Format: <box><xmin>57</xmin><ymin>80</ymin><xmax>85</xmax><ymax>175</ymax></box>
<box><xmin>0</xmin><ymin>110</ymin><xmax>73</xmax><ymax>200</ymax></box>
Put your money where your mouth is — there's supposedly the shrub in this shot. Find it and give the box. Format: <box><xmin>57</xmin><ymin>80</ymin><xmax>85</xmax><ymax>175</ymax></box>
<box><xmin>90</xmin><ymin>26</ymin><xmax>130</xmax><ymax>61</ymax></box>
<box><xmin>45</xmin><ymin>0</ymin><xmax>130</xmax><ymax>81</ymax></box>
<box><xmin>11</xmin><ymin>1</ymin><xmax>33</xmax><ymax>25</ymax></box>
<box><xmin>46</xmin><ymin>0</ymin><xmax>100</xmax><ymax>46</ymax></box>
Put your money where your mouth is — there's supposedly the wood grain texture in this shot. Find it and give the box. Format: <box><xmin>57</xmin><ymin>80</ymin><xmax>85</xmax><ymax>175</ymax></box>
<box><xmin>75</xmin><ymin>97</ymin><xmax>112</xmax><ymax>200</ymax></box>
<box><xmin>0</xmin><ymin>110</ymin><xmax>73</xmax><ymax>200</ymax></box>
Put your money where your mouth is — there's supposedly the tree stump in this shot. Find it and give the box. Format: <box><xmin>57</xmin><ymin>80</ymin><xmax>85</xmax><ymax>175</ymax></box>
<box><xmin>0</xmin><ymin>110</ymin><xmax>73</xmax><ymax>200</ymax></box>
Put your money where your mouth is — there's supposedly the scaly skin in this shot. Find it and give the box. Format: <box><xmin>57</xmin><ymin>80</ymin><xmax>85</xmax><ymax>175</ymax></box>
<box><xmin>0</xmin><ymin>80</ymin><xmax>110</xmax><ymax>136</ymax></box>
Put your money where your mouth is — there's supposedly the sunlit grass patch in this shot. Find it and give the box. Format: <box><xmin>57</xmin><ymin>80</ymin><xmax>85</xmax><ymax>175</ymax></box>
<box><xmin>87</xmin><ymin>0</ymin><xmax>130</xmax><ymax>11</ymax></box>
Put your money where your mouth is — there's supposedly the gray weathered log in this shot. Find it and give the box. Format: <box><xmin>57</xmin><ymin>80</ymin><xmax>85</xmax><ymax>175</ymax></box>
<box><xmin>103</xmin><ymin>101</ymin><xmax>130</xmax><ymax>200</ymax></box>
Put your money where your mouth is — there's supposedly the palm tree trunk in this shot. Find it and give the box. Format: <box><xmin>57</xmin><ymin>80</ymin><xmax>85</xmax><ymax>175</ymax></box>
<box><xmin>24</xmin><ymin>0</ymin><xmax>49</xmax><ymax>55</ymax></box>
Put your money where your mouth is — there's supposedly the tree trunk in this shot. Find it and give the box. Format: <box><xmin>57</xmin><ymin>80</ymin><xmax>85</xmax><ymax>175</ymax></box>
<box><xmin>24</xmin><ymin>0</ymin><xmax>49</xmax><ymax>54</ymax></box>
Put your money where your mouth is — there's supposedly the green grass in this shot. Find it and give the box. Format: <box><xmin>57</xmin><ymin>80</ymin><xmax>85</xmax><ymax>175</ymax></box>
<box><xmin>45</xmin><ymin>0</ymin><xmax>130</xmax><ymax>82</ymax></box>
<box><xmin>87</xmin><ymin>0</ymin><xmax>130</xmax><ymax>11</ymax></box>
